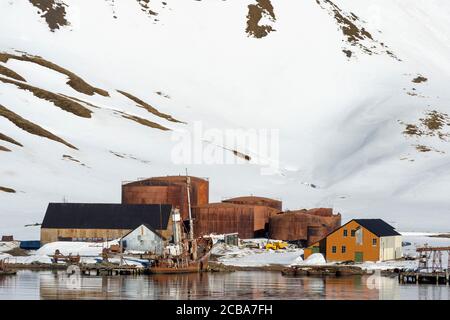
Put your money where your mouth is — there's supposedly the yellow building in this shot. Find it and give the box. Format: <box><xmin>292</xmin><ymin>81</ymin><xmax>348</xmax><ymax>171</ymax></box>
<box><xmin>304</xmin><ymin>219</ymin><xmax>402</xmax><ymax>262</ymax></box>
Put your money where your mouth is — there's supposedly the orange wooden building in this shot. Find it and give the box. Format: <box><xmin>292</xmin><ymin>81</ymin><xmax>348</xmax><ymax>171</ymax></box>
<box><xmin>304</xmin><ymin>219</ymin><xmax>402</xmax><ymax>262</ymax></box>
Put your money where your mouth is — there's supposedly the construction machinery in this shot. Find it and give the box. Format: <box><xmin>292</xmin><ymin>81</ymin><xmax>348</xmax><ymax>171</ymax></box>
<box><xmin>265</xmin><ymin>241</ymin><xmax>288</xmax><ymax>250</ymax></box>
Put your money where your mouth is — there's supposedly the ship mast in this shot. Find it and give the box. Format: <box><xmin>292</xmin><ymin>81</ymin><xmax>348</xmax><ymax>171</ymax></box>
<box><xmin>186</xmin><ymin>168</ymin><xmax>194</xmax><ymax>240</ymax></box>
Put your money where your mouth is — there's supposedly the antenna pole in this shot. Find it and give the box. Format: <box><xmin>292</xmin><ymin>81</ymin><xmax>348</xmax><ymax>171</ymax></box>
<box><xmin>186</xmin><ymin>168</ymin><xmax>194</xmax><ymax>240</ymax></box>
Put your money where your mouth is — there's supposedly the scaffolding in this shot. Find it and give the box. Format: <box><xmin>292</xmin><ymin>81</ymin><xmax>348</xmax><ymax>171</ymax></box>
<box><xmin>416</xmin><ymin>245</ymin><xmax>450</xmax><ymax>272</ymax></box>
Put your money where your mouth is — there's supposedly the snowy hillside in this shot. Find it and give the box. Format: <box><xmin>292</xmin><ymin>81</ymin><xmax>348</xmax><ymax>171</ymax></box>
<box><xmin>1</xmin><ymin>0</ymin><xmax>450</xmax><ymax>239</ymax></box>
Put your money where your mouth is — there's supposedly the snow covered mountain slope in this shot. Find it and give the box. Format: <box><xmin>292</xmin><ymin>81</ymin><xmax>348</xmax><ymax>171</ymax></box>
<box><xmin>1</xmin><ymin>0</ymin><xmax>450</xmax><ymax>238</ymax></box>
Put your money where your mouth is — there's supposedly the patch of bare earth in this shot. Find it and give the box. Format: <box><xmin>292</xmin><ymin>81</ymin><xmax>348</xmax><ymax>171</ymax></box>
<box><xmin>0</xmin><ymin>52</ymin><xmax>108</xmax><ymax>96</ymax></box>
<box><xmin>0</xmin><ymin>104</ymin><xmax>77</xmax><ymax>149</ymax></box>
<box><xmin>121</xmin><ymin>113</ymin><xmax>170</xmax><ymax>131</ymax></box>
<box><xmin>62</xmin><ymin>154</ymin><xmax>89</xmax><ymax>167</ymax></box>
<box><xmin>0</xmin><ymin>186</ymin><xmax>16</xmax><ymax>193</ymax></box>
<box><xmin>156</xmin><ymin>91</ymin><xmax>171</xmax><ymax>99</ymax></box>
<box><xmin>412</xmin><ymin>75</ymin><xmax>428</xmax><ymax>84</ymax></box>
<box><xmin>208</xmin><ymin>142</ymin><xmax>252</xmax><ymax>161</ymax></box>
<box><xmin>0</xmin><ymin>65</ymin><xmax>26</xmax><ymax>81</ymax></box>
<box><xmin>59</xmin><ymin>94</ymin><xmax>101</xmax><ymax>109</ymax></box>
<box><xmin>0</xmin><ymin>145</ymin><xmax>11</xmax><ymax>152</ymax></box>
<box><xmin>4</xmin><ymin>247</ymin><xmax>29</xmax><ymax>256</ymax></box>
<box><xmin>0</xmin><ymin>133</ymin><xmax>23</xmax><ymax>147</ymax></box>
<box><xmin>246</xmin><ymin>0</ymin><xmax>276</xmax><ymax>39</ymax></box>
<box><xmin>110</xmin><ymin>150</ymin><xmax>151</xmax><ymax>164</ymax></box>
<box><xmin>0</xmin><ymin>76</ymin><xmax>92</xmax><ymax>118</ymax></box>
<box><xmin>400</xmin><ymin>110</ymin><xmax>450</xmax><ymax>154</ymax></box>
<box><xmin>233</xmin><ymin>150</ymin><xmax>251</xmax><ymax>161</ymax></box>
<box><xmin>316</xmin><ymin>0</ymin><xmax>399</xmax><ymax>60</ymax></box>
<box><xmin>28</xmin><ymin>0</ymin><xmax>69</xmax><ymax>32</ymax></box>
<box><xmin>117</xmin><ymin>90</ymin><xmax>183</xmax><ymax>123</ymax></box>
<box><xmin>415</xmin><ymin>145</ymin><xmax>432</xmax><ymax>153</ymax></box>
<box><xmin>136</xmin><ymin>0</ymin><xmax>158</xmax><ymax>17</ymax></box>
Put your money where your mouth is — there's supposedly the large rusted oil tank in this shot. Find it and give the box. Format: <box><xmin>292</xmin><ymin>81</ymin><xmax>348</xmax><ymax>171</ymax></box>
<box><xmin>192</xmin><ymin>203</ymin><xmax>279</xmax><ymax>239</ymax></box>
<box><xmin>222</xmin><ymin>196</ymin><xmax>282</xmax><ymax>211</ymax></box>
<box><xmin>122</xmin><ymin>176</ymin><xmax>209</xmax><ymax>220</ymax></box>
<box><xmin>269</xmin><ymin>208</ymin><xmax>341</xmax><ymax>246</ymax></box>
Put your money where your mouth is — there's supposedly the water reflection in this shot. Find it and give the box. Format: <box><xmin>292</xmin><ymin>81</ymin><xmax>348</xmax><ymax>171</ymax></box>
<box><xmin>0</xmin><ymin>271</ymin><xmax>448</xmax><ymax>300</ymax></box>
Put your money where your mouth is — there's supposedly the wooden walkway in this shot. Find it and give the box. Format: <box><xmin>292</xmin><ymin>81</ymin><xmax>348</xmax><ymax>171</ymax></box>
<box><xmin>80</xmin><ymin>264</ymin><xmax>144</xmax><ymax>276</ymax></box>
<box><xmin>399</xmin><ymin>271</ymin><xmax>449</xmax><ymax>285</ymax></box>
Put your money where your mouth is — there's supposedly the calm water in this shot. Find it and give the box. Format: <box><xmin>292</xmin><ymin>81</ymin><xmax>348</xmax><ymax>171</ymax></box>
<box><xmin>0</xmin><ymin>270</ymin><xmax>449</xmax><ymax>300</ymax></box>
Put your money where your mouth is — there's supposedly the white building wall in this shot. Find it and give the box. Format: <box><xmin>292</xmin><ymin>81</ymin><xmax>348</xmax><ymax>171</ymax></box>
<box><xmin>379</xmin><ymin>235</ymin><xmax>403</xmax><ymax>261</ymax></box>
<box><xmin>122</xmin><ymin>225</ymin><xmax>164</xmax><ymax>255</ymax></box>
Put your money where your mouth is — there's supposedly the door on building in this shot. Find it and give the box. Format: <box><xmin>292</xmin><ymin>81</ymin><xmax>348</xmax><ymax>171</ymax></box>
<box><xmin>354</xmin><ymin>252</ymin><xmax>363</xmax><ymax>262</ymax></box>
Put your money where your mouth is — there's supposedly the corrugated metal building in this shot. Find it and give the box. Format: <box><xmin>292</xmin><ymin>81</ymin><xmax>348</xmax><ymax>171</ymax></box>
<box><xmin>269</xmin><ymin>208</ymin><xmax>341</xmax><ymax>246</ymax></box>
<box><xmin>122</xmin><ymin>176</ymin><xmax>209</xmax><ymax>221</ymax></box>
<box><xmin>40</xmin><ymin>203</ymin><xmax>173</xmax><ymax>244</ymax></box>
<box><xmin>121</xmin><ymin>224</ymin><xmax>165</xmax><ymax>255</ymax></box>
<box><xmin>192</xmin><ymin>202</ymin><xmax>280</xmax><ymax>239</ymax></box>
<box><xmin>304</xmin><ymin>219</ymin><xmax>402</xmax><ymax>262</ymax></box>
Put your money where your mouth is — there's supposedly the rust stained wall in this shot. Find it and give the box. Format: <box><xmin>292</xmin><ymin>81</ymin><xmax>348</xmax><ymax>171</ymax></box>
<box><xmin>192</xmin><ymin>203</ymin><xmax>278</xmax><ymax>239</ymax></box>
<box><xmin>253</xmin><ymin>206</ymin><xmax>280</xmax><ymax>235</ymax></box>
<box><xmin>223</xmin><ymin>196</ymin><xmax>282</xmax><ymax>211</ymax></box>
<box><xmin>269</xmin><ymin>208</ymin><xmax>341</xmax><ymax>245</ymax></box>
<box><xmin>122</xmin><ymin>176</ymin><xmax>209</xmax><ymax>220</ymax></box>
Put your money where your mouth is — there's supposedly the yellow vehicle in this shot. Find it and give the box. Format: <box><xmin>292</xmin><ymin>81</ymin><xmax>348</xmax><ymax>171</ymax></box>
<box><xmin>265</xmin><ymin>241</ymin><xmax>288</xmax><ymax>250</ymax></box>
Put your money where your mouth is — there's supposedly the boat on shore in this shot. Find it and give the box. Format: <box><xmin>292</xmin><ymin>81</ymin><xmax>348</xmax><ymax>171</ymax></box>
<box><xmin>147</xmin><ymin>174</ymin><xmax>212</xmax><ymax>275</ymax></box>
<box><xmin>147</xmin><ymin>230</ymin><xmax>212</xmax><ymax>274</ymax></box>
<box><xmin>148</xmin><ymin>261</ymin><xmax>203</xmax><ymax>274</ymax></box>
<box><xmin>0</xmin><ymin>259</ymin><xmax>17</xmax><ymax>276</ymax></box>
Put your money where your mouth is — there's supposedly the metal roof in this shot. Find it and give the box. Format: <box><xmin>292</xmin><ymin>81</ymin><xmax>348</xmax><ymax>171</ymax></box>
<box><xmin>122</xmin><ymin>175</ymin><xmax>208</xmax><ymax>186</ymax></box>
<box><xmin>42</xmin><ymin>203</ymin><xmax>172</xmax><ymax>230</ymax></box>
<box><xmin>354</xmin><ymin>219</ymin><xmax>401</xmax><ymax>237</ymax></box>
<box><xmin>224</xmin><ymin>196</ymin><xmax>281</xmax><ymax>202</ymax></box>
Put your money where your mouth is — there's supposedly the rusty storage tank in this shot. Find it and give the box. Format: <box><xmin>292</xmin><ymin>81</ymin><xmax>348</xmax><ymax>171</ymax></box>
<box><xmin>222</xmin><ymin>196</ymin><xmax>282</xmax><ymax>211</ymax></box>
<box><xmin>192</xmin><ymin>203</ymin><xmax>279</xmax><ymax>239</ymax></box>
<box><xmin>122</xmin><ymin>176</ymin><xmax>209</xmax><ymax>220</ymax></box>
<box><xmin>307</xmin><ymin>226</ymin><xmax>322</xmax><ymax>247</ymax></box>
<box><xmin>269</xmin><ymin>208</ymin><xmax>341</xmax><ymax>246</ymax></box>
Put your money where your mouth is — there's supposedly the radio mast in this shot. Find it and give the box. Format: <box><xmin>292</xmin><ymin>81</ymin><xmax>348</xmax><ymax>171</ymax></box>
<box><xmin>186</xmin><ymin>168</ymin><xmax>194</xmax><ymax>240</ymax></box>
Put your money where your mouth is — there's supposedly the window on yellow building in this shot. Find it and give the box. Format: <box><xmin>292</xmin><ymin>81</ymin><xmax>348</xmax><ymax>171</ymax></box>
<box><xmin>332</xmin><ymin>246</ymin><xmax>337</xmax><ymax>253</ymax></box>
<box><xmin>343</xmin><ymin>229</ymin><xmax>348</xmax><ymax>237</ymax></box>
<box><xmin>372</xmin><ymin>238</ymin><xmax>377</xmax><ymax>246</ymax></box>
<box><xmin>341</xmin><ymin>246</ymin><xmax>346</xmax><ymax>253</ymax></box>
<box><xmin>351</xmin><ymin>230</ymin><xmax>355</xmax><ymax>237</ymax></box>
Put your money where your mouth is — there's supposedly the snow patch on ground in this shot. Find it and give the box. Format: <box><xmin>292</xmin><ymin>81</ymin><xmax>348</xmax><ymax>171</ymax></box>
<box><xmin>0</xmin><ymin>241</ymin><xmax>20</xmax><ymax>252</ymax></box>
<box><xmin>304</xmin><ymin>253</ymin><xmax>327</xmax><ymax>265</ymax></box>
<box><xmin>213</xmin><ymin>243</ymin><xmax>304</xmax><ymax>267</ymax></box>
<box><xmin>7</xmin><ymin>254</ymin><xmax>54</xmax><ymax>264</ymax></box>
<box><xmin>3</xmin><ymin>239</ymin><xmax>145</xmax><ymax>267</ymax></box>
<box><xmin>0</xmin><ymin>253</ymin><xmax>12</xmax><ymax>260</ymax></box>
<box><xmin>35</xmin><ymin>240</ymin><xmax>119</xmax><ymax>256</ymax></box>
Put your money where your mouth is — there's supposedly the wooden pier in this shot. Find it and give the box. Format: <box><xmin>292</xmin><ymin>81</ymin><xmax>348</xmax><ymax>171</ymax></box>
<box><xmin>399</xmin><ymin>245</ymin><xmax>450</xmax><ymax>285</ymax></box>
<box><xmin>399</xmin><ymin>271</ymin><xmax>449</xmax><ymax>285</ymax></box>
<box><xmin>80</xmin><ymin>264</ymin><xmax>144</xmax><ymax>276</ymax></box>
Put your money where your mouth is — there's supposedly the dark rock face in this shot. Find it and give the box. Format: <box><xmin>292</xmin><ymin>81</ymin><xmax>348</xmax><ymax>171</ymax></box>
<box><xmin>29</xmin><ymin>0</ymin><xmax>70</xmax><ymax>32</ymax></box>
